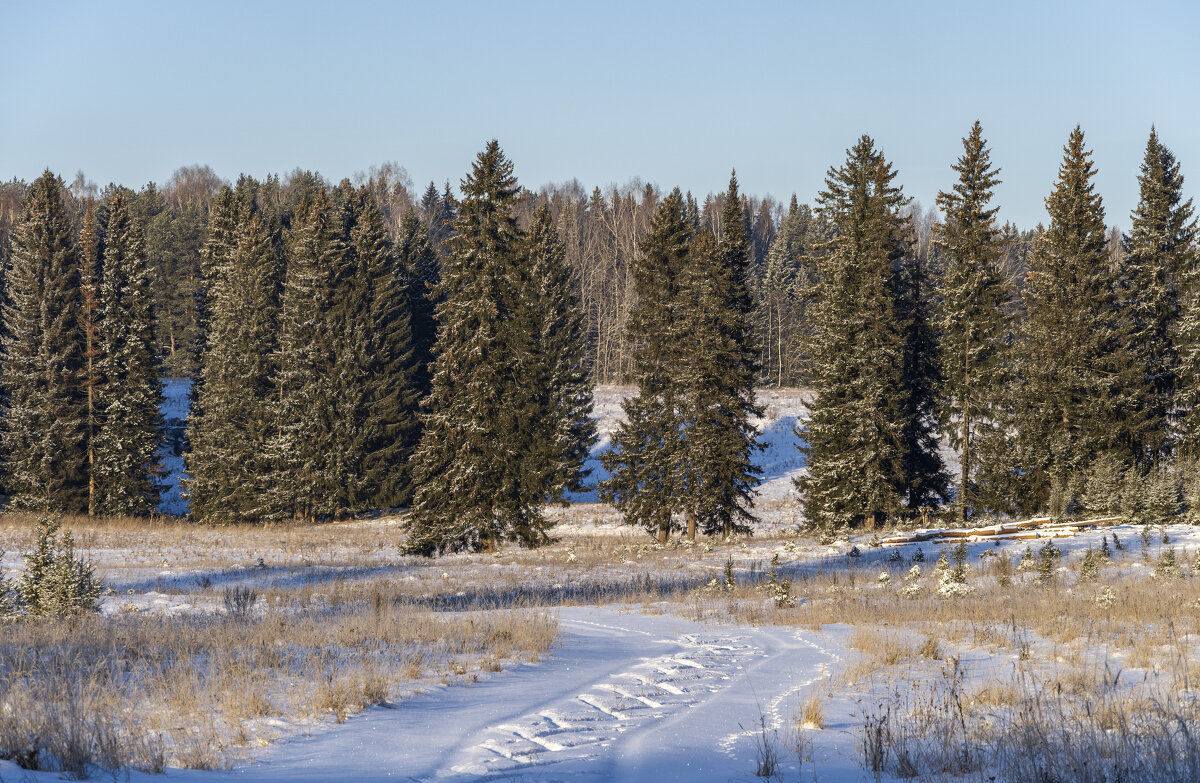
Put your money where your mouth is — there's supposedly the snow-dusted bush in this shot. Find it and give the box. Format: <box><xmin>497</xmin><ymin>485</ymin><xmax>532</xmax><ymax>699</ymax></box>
<box><xmin>1034</xmin><ymin>539</ymin><xmax>1062</xmax><ymax>586</ymax></box>
<box><xmin>16</xmin><ymin>518</ymin><xmax>101</xmax><ymax>618</ymax></box>
<box><xmin>937</xmin><ymin>570</ymin><xmax>974</xmax><ymax>598</ymax></box>
<box><xmin>765</xmin><ymin>554</ymin><xmax>794</xmax><ymax>608</ymax></box>
<box><xmin>900</xmin><ymin>565</ymin><xmax>923</xmax><ymax>598</ymax></box>
<box><xmin>1154</xmin><ymin>548</ymin><xmax>1183</xmax><ymax>580</ymax></box>
<box><xmin>1078</xmin><ymin>547</ymin><xmax>1100</xmax><ymax>583</ymax></box>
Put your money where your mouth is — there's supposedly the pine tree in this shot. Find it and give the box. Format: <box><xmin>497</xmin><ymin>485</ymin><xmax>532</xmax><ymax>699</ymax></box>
<box><xmin>1</xmin><ymin>171</ymin><xmax>88</xmax><ymax>512</ymax></box>
<box><xmin>1120</xmin><ymin>127</ymin><xmax>1196</xmax><ymax>461</ymax></box>
<box><xmin>799</xmin><ymin>137</ymin><xmax>932</xmax><ymax>531</ymax></box>
<box><xmin>406</xmin><ymin>141</ymin><xmax>545</xmax><ymax>554</ymax></box>
<box><xmin>601</xmin><ymin>189</ymin><xmax>692</xmax><ymax>543</ymax></box>
<box><xmin>1016</xmin><ymin>127</ymin><xmax>1141</xmax><ymax>508</ymax></box>
<box><xmin>676</xmin><ymin>173</ymin><xmax>762</xmax><ymax>538</ymax></box>
<box><xmin>93</xmin><ymin>191</ymin><xmax>163</xmax><ymax>515</ymax></box>
<box><xmin>352</xmin><ymin>188</ymin><xmax>421</xmax><ymax>510</ymax></box>
<box><xmin>934</xmin><ymin>122</ymin><xmax>1012</xmax><ymax>521</ymax></box>
<box><xmin>78</xmin><ymin>197</ymin><xmax>103</xmax><ymax>516</ymax></box>
<box><xmin>519</xmin><ymin>205</ymin><xmax>596</xmax><ymax>502</ymax></box>
<box><xmin>186</xmin><ymin>203</ymin><xmax>279</xmax><ymax>523</ymax></box>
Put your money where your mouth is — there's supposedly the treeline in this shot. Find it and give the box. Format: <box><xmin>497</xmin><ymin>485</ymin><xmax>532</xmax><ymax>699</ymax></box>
<box><xmin>0</xmin><ymin>123</ymin><xmax>1194</xmax><ymax>547</ymax></box>
<box><xmin>0</xmin><ymin>162</ymin><xmax>1038</xmax><ymax>390</ymax></box>
<box><xmin>802</xmin><ymin>123</ymin><xmax>1198</xmax><ymax>535</ymax></box>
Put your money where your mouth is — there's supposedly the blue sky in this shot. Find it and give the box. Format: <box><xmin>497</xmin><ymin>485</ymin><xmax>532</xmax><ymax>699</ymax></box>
<box><xmin>2</xmin><ymin>0</ymin><xmax>1197</xmax><ymax>228</ymax></box>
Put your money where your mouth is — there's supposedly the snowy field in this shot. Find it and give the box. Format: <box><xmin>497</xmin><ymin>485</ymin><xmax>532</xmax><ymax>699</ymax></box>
<box><xmin>3</xmin><ymin>386</ymin><xmax>1198</xmax><ymax>781</ymax></box>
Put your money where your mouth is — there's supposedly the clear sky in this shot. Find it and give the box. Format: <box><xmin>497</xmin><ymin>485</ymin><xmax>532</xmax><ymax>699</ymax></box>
<box><xmin>2</xmin><ymin>0</ymin><xmax>1197</xmax><ymax>228</ymax></box>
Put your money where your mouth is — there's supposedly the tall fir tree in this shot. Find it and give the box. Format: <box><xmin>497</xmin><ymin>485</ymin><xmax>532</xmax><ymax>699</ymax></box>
<box><xmin>1016</xmin><ymin>126</ymin><xmax>1145</xmax><ymax>509</ymax></box>
<box><xmin>352</xmin><ymin>187</ymin><xmax>421</xmax><ymax>510</ymax></box>
<box><xmin>93</xmin><ymin>191</ymin><xmax>163</xmax><ymax>515</ymax></box>
<box><xmin>185</xmin><ymin>203</ymin><xmax>280</xmax><ymax>523</ymax></box>
<box><xmin>78</xmin><ymin>197</ymin><xmax>103</xmax><ymax>516</ymax></box>
<box><xmin>895</xmin><ymin>222</ymin><xmax>948</xmax><ymax>513</ymax></box>
<box><xmin>934</xmin><ymin>121</ymin><xmax>1013</xmax><ymax>520</ymax></box>
<box><xmin>518</xmin><ymin>205</ymin><xmax>596</xmax><ymax>504</ymax></box>
<box><xmin>601</xmin><ymin>189</ymin><xmax>691</xmax><ymax>543</ymax></box>
<box><xmin>798</xmin><ymin>137</ymin><xmax>938</xmax><ymax>531</ymax></box>
<box><xmin>1124</xmin><ymin>128</ymin><xmax>1197</xmax><ymax>458</ymax></box>
<box><xmin>189</xmin><ymin>185</ymin><xmax>238</xmax><ymax>405</ymax></box>
<box><xmin>266</xmin><ymin>188</ymin><xmax>349</xmax><ymax>520</ymax></box>
<box><xmin>406</xmin><ymin>141</ymin><xmax>546</xmax><ymax>554</ymax></box>
<box><xmin>1</xmin><ymin>171</ymin><xmax>88</xmax><ymax>512</ymax></box>
<box><xmin>676</xmin><ymin>173</ymin><xmax>762</xmax><ymax>538</ymax></box>
<box><xmin>395</xmin><ymin>211</ymin><xmax>439</xmax><ymax>397</ymax></box>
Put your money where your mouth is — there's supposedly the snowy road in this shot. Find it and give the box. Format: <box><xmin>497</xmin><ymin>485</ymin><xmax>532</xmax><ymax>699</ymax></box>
<box><xmin>234</xmin><ymin>607</ymin><xmax>858</xmax><ymax>782</ymax></box>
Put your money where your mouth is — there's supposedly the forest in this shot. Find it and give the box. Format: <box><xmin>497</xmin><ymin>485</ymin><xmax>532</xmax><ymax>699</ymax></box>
<box><xmin>0</xmin><ymin>121</ymin><xmax>1193</xmax><ymax>551</ymax></box>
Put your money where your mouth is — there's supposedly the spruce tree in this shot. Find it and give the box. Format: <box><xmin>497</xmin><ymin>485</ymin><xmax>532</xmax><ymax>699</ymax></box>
<box><xmin>352</xmin><ymin>188</ymin><xmax>421</xmax><ymax>510</ymax></box>
<box><xmin>266</xmin><ymin>188</ymin><xmax>340</xmax><ymax>520</ymax></box>
<box><xmin>934</xmin><ymin>121</ymin><xmax>1012</xmax><ymax>521</ymax></box>
<box><xmin>1</xmin><ymin>171</ymin><xmax>88</xmax><ymax>512</ymax></box>
<box><xmin>1016</xmin><ymin>127</ymin><xmax>1140</xmax><ymax>508</ymax></box>
<box><xmin>519</xmin><ymin>205</ymin><xmax>596</xmax><ymax>502</ymax></box>
<box><xmin>406</xmin><ymin>141</ymin><xmax>546</xmax><ymax>554</ymax></box>
<box><xmin>896</xmin><ymin>226</ymin><xmax>948</xmax><ymax>512</ymax></box>
<box><xmin>186</xmin><ymin>204</ymin><xmax>279</xmax><ymax>523</ymax></box>
<box><xmin>1120</xmin><ymin>127</ymin><xmax>1195</xmax><ymax>462</ymax></box>
<box><xmin>78</xmin><ymin>197</ymin><xmax>103</xmax><ymax>516</ymax></box>
<box><xmin>395</xmin><ymin>211</ymin><xmax>439</xmax><ymax>397</ymax></box>
<box><xmin>676</xmin><ymin>173</ymin><xmax>762</xmax><ymax>538</ymax></box>
<box><xmin>189</xmin><ymin>186</ymin><xmax>238</xmax><ymax>402</ymax></box>
<box><xmin>93</xmin><ymin>191</ymin><xmax>163</xmax><ymax>515</ymax></box>
<box><xmin>799</xmin><ymin>137</ymin><xmax>934</xmax><ymax>531</ymax></box>
<box><xmin>601</xmin><ymin>189</ymin><xmax>691</xmax><ymax>543</ymax></box>
<box><xmin>1122</xmin><ymin>130</ymin><xmax>1200</xmax><ymax>457</ymax></box>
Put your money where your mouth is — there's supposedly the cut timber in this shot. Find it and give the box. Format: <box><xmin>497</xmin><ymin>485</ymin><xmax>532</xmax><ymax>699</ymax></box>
<box><xmin>879</xmin><ymin>516</ymin><xmax>1119</xmax><ymax>547</ymax></box>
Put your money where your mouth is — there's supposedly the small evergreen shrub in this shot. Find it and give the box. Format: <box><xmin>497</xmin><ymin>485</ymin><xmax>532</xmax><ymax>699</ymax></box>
<box><xmin>16</xmin><ymin>518</ymin><xmax>101</xmax><ymax>618</ymax></box>
<box><xmin>1078</xmin><ymin>547</ymin><xmax>1099</xmax><ymax>582</ymax></box>
<box><xmin>1083</xmin><ymin>453</ymin><xmax>1124</xmax><ymax>516</ymax></box>
<box><xmin>1035</xmin><ymin>539</ymin><xmax>1061</xmax><ymax>586</ymax></box>
<box><xmin>1120</xmin><ymin>469</ymin><xmax>1145</xmax><ymax>525</ymax></box>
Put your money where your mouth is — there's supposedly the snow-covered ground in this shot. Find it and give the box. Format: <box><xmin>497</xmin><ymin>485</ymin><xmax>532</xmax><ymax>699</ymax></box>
<box><xmin>569</xmin><ymin>386</ymin><xmax>810</xmax><ymax>509</ymax></box>
<box><xmin>232</xmin><ymin>607</ymin><xmax>858</xmax><ymax>782</ymax></box>
<box><xmin>24</xmin><ymin>384</ymin><xmax>1186</xmax><ymax>781</ymax></box>
<box><xmin>5</xmin><ymin>517</ymin><xmax>1198</xmax><ymax>781</ymax></box>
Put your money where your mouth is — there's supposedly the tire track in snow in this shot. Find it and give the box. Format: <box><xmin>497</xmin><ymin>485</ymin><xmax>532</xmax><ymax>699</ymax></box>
<box><xmin>440</xmin><ymin>621</ymin><xmax>761</xmax><ymax>780</ymax></box>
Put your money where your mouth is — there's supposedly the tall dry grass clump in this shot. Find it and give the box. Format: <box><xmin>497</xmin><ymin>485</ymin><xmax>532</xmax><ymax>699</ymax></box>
<box><xmin>0</xmin><ymin>602</ymin><xmax>556</xmax><ymax>776</ymax></box>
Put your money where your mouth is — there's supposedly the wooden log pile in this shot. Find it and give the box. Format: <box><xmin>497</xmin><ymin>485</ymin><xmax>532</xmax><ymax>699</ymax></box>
<box><xmin>879</xmin><ymin>516</ymin><xmax>1122</xmax><ymax>547</ymax></box>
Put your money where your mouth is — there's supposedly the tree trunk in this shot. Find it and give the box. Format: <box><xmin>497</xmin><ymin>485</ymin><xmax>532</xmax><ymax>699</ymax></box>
<box><xmin>686</xmin><ymin>512</ymin><xmax>696</xmax><ymax>541</ymax></box>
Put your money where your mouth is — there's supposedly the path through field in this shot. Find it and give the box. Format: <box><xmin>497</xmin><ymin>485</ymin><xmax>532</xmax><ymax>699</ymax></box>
<box><xmin>236</xmin><ymin>607</ymin><xmax>861</xmax><ymax>782</ymax></box>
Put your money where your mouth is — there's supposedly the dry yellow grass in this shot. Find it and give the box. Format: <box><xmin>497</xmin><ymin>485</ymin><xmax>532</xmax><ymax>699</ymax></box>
<box><xmin>0</xmin><ymin>587</ymin><xmax>556</xmax><ymax>774</ymax></box>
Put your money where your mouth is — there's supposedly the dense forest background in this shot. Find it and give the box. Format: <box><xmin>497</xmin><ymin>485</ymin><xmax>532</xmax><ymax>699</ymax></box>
<box><xmin>0</xmin><ymin>163</ymin><xmax>1046</xmax><ymax>388</ymax></box>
